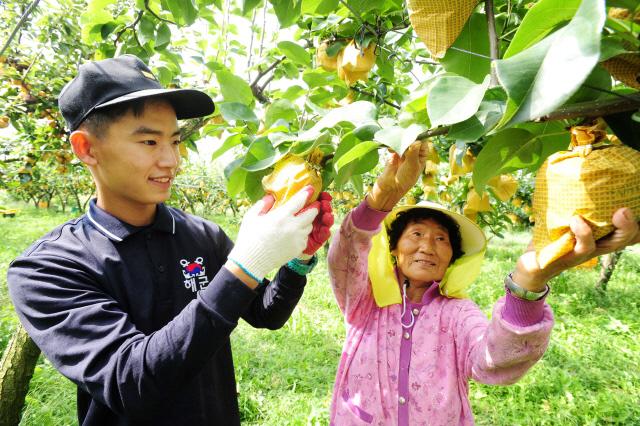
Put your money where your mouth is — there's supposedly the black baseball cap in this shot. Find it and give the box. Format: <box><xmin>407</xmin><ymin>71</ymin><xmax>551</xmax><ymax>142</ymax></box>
<box><xmin>59</xmin><ymin>54</ymin><xmax>215</xmax><ymax>131</ymax></box>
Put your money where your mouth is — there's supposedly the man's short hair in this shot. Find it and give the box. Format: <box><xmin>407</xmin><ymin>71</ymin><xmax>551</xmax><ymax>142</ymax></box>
<box><xmin>79</xmin><ymin>98</ymin><xmax>152</xmax><ymax>138</ymax></box>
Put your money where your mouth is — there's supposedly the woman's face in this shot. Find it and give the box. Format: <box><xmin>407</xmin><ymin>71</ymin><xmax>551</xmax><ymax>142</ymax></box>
<box><xmin>391</xmin><ymin>218</ymin><xmax>454</xmax><ymax>285</ymax></box>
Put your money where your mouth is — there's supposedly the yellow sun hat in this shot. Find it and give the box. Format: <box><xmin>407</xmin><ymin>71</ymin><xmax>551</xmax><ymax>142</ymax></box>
<box><xmin>368</xmin><ymin>201</ymin><xmax>487</xmax><ymax>307</ymax></box>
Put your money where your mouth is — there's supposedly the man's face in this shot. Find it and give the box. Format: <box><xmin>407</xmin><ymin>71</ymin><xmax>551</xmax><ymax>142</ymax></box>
<box><xmin>88</xmin><ymin>99</ymin><xmax>181</xmax><ymax>216</ymax></box>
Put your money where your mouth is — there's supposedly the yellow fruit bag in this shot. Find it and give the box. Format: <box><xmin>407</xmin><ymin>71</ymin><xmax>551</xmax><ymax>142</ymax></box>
<box><xmin>601</xmin><ymin>53</ymin><xmax>640</xmax><ymax>90</ymax></box>
<box><xmin>316</xmin><ymin>41</ymin><xmax>338</xmax><ymax>72</ymax></box>
<box><xmin>336</xmin><ymin>40</ymin><xmax>376</xmax><ymax>85</ymax></box>
<box><xmin>532</xmin><ymin>120</ymin><xmax>640</xmax><ymax>268</ymax></box>
<box><xmin>407</xmin><ymin>0</ymin><xmax>479</xmax><ymax>58</ymax></box>
<box><xmin>262</xmin><ymin>154</ymin><xmax>322</xmax><ymax>208</ymax></box>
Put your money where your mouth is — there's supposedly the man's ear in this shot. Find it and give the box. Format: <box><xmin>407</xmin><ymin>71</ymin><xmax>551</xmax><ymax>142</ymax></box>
<box><xmin>69</xmin><ymin>130</ymin><xmax>98</xmax><ymax>166</ymax></box>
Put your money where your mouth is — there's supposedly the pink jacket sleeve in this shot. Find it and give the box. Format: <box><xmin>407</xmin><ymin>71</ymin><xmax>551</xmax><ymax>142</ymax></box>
<box><xmin>327</xmin><ymin>211</ymin><xmax>381</xmax><ymax>324</ymax></box>
<box><xmin>454</xmin><ymin>296</ymin><xmax>554</xmax><ymax>385</ymax></box>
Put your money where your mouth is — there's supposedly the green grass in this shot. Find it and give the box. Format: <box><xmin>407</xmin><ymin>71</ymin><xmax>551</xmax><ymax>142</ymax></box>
<box><xmin>1</xmin><ymin>207</ymin><xmax>639</xmax><ymax>425</ymax></box>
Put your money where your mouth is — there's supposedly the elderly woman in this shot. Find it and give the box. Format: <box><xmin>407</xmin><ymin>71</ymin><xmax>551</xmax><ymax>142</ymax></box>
<box><xmin>327</xmin><ymin>141</ymin><xmax>639</xmax><ymax>425</ymax></box>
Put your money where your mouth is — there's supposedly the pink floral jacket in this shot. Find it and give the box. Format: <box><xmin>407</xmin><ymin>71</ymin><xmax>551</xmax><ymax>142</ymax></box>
<box><xmin>327</xmin><ymin>203</ymin><xmax>554</xmax><ymax>425</ymax></box>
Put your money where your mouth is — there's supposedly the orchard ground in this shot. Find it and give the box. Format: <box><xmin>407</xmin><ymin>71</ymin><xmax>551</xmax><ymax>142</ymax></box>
<box><xmin>1</xmin><ymin>203</ymin><xmax>639</xmax><ymax>425</ymax></box>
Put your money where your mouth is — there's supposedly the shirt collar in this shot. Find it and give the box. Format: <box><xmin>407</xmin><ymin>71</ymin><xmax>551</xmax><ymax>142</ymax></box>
<box><xmin>86</xmin><ymin>199</ymin><xmax>176</xmax><ymax>242</ymax></box>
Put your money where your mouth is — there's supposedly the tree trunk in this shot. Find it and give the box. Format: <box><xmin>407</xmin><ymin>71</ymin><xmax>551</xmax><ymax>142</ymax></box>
<box><xmin>0</xmin><ymin>325</ymin><xmax>41</xmax><ymax>426</ymax></box>
<box><xmin>596</xmin><ymin>250</ymin><xmax>623</xmax><ymax>292</ymax></box>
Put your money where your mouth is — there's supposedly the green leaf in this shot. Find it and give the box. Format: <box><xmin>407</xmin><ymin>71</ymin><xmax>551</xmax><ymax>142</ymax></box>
<box><xmin>472</xmin><ymin>126</ymin><xmax>568</xmax><ymax>191</ymax></box>
<box><xmin>155</xmin><ymin>66</ymin><xmax>174</xmax><ymax>86</ymax></box>
<box><xmin>495</xmin><ymin>0</ymin><xmax>606</xmax><ymax>127</ymax></box>
<box><xmin>242</xmin><ymin>138</ymin><xmax>283</xmax><ymax>171</ymax></box>
<box><xmin>376</xmin><ymin>48</ymin><xmax>394</xmax><ymax>81</ymax></box>
<box><xmin>303</xmin><ymin>69</ymin><xmax>343</xmax><ymax>88</ymax></box>
<box><xmin>302</xmin><ymin>0</ymin><xmax>338</xmax><ymax>14</ymax></box>
<box><xmin>138</xmin><ymin>17</ymin><xmax>156</xmax><ymax>46</ymax></box>
<box><xmin>224</xmin><ymin>158</ymin><xmax>247</xmax><ymax>197</ymax></box>
<box><xmin>353</xmin><ymin>123</ymin><xmax>381</xmax><ymax>141</ymax></box>
<box><xmin>427</xmin><ymin>75</ymin><xmax>490</xmax><ymax>127</ymax></box>
<box><xmin>299</xmin><ymin>101</ymin><xmax>378</xmax><ymax>140</ymax></box>
<box><xmin>448</xmin><ymin>99</ymin><xmax>504</xmax><ymax>141</ymax></box>
<box><xmin>244</xmin><ymin>171</ymin><xmax>269</xmax><ymax>202</ymax></box>
<box><xmin>163</xmin><ymin>0</ymin><xmax>198</xmax><ymax>26</ymax></box>
<box><xmin>155</xmin><ymin>23</ymin><xmax>171</xmax><ymax>49</ymax></box>
<box><xmin>277</xmin><ymin>41</ymin><xmax>311</xmax><ymax>66</ymax></box>
<box><xmin>215</xmin><ymin>69</ymin><xmax>254</xmax><ymax>106</ymax></box>
<box><xmin>242</xmin><ymin>0</ymin><xmax>262</xmax><ymax>15</ymax></box>
<box><xmin>373</xmin><ymin>124</ymin><xmax>426</xmax><ymax>156</ymax></box>
<box><xmin>440</xmin><ymin>14</ymin><xmax>491</xmax><ymax>84</ymax></box>
<box><xmin>270</xmin><ymin>0</ymin><xmax>302</xmax><ymax>27</ymax></box>
<box><xmin>280</xmin><ymin>85</ymin><xmax>306</xmax><ymax>101</ymax></box>
<box><xmin>314</xmin><ymin>0</ymin><xmax>339</xmax><ymax>14</ymax></box>
<box><xmin>218</xmin><ymin>102</ymin><xmax>259</xmax><ymax>123</ymax></box>
<box><xmin>212</xmin><ymin>134</ymin><xmax>246</xmax><ymax>161</ymax></box>
<box><xmin>600</xmin><ymin>36</ymin><xmax>634</xmax><ymax>61</ymax></box>
<box><xmin>334</xmin><ymin>141</ymin><xmax>379</xmax><ymax>172</ymax></box>
<box><xmin>325</xmin><ymin>41</ymin><xmax>346</xmax><ymax>57</ymax></box>
<box><xmin>265</xmin><ymin>99</ymin><xmax>297</xmax><ymax>127</ymax></box>
<box><xmin>503</xmin><ymin>0</ymin><xmax>582</xmax><ymax>58</ymax></box>
<box><xmin>333</xmin><ymin>133</ymin><xmax>378</xmax><ymax>186</ymax></box>
<box><xmin>565</xmin><ymin>65</ymin><xmax>612</xmax><ymax>104</ymax></box>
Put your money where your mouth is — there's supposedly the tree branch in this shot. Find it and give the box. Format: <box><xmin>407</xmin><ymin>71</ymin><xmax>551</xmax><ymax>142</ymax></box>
<box><xmin>350</xmin><ymin>86</ymin><xmax>401</xmax><ymax>109</ymax></box>
<box><xmin>536</xmin><ymin>93</ymin><xmax>640</xmax><ymax>122</ymax></box>
<box><xmin>250</xmin><ymin>57</ymin><xmax>285</xmax><ymax>103</ymax></box>
<box><xmin>338</xmin><ymin>0</ymin><xmax>377</xmax><ymax>36</ymax></box>
<box><xmin>485</xmin><ymin>0</ymin><xmax>499</xmax><ymax>87</ymax></box>
<box><xmin>114</xmin><ymin>10</ymin><xmax>144</xmax><ymax>47</ymax></box>
<box><xmin>414</xmin><ymin>94</ymin><xmax>640</xmax><ymax>141</ymax></box>
<box><xmin>0</xmin><ymin>0</ymin><xmax>42</xmax><ymax>57</ymax></box>
<box><xmin>144</xmin><ymin>0</ymin><xmax>176</xmax><ymax>25</ymax></box>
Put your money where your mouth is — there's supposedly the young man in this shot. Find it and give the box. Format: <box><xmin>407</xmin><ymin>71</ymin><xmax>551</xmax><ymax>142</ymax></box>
<box><xmin>7</xmin><ymin>55</ymin><xmax>333</xmax><ymax>425</ymax></box>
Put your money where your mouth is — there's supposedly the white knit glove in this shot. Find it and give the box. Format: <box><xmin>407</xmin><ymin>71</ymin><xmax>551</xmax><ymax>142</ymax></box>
<box><xmin>227</xmin><ymin>188</ymin><xmax>318</xmax><ymax>282</ymax></box>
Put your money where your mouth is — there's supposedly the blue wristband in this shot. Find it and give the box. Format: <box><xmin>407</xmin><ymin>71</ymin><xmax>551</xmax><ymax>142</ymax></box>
<box><xmin>228</xmin><ymin>257</ymin><xmax>263</xmax><ymax>283</ymax></box>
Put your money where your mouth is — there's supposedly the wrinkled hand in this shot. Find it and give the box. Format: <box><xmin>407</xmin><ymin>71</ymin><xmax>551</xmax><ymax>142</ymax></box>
<box><xmin>367</xmin><ymin>141</ymin><xmax>429</xmax><ymax>211</ymax></box>
<box><xmin>227</xmin><ymin>186</ymin><xmax>318</xmax><ymax>282</ymax></box>
<box><xmin>300</xmin><ymin>191</ymin><xmax>334</xmax><ymax>258</ymax></box>
<box><xmin>512</xmin><ymin>207</ymin><xmax>640</xmax><ymax>292</ymax></box>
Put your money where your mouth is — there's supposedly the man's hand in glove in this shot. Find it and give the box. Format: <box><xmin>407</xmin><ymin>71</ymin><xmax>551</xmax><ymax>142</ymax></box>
<box><xmin>299</xmin><ymin>192</ymin><xmax>334</xmax><ymax>260</ymax></box>
<box><xmin>226</xmin><ymin>186</ymin><xmax>319</xmax><ymax>288</ymax></box>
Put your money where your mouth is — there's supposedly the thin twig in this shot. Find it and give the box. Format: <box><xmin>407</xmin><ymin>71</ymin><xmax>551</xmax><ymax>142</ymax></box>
<box><xmin>536</xmin><ymin>93</ymin><xmax>640</xmax><ymax>122</ymax></box>
<box><xmin>416</xmin><ymin>126</ymin><xmax>450</xmax><ymax>140</ymax></box>
<box><xmin>247</xmin><ymin>8</ymin><xmax>257</xmax><ymax>80</ymax></box>
<box><xmin>114</xmin><ymin>10</ymin><xmax>144</xmax><ymax>47</ymax></box>
<box><xmin>259</xmin><ymin>74</ymin><xmax>274</xmax><ymax>91</ymax></box>
<box><xmin>350</xmin><ymin>86</ymin><xmax>401</xmax><ymax>109</ymax></box>
<box><xmin>0</xmin><ymin>0</ymin><xmax>42</xmax><ymax>57</ymax></box>
<box><xmin>144</xmin><ymin>0</ymin><xmax>176</xmax><ymax>25</ymax></box>
<box><xmin>582</xmin><ymin>84</ymin><xmax>640</xmax><ymax>102</ymax></box>
<box><xmin>338</xmin><ymin>0</ymin><xmax>377</xmax><ymax>35</ymax></box>
<box><xmin>20</xmin><ymin>48</ymin><xmax>44</xmax><ymax>82</ymax></box>
<box><xmin>485</xmin><ymin>0</ymin><xmax>499</xmax><ymax>86</ymax></box>
<box><xmin>413</xmin><ymin>93</ymin><xmax>640</xmax><ymax>141</ymax></box>
<box><xmin>250</xmin><ymin>57</ymin><xmax>284</xmax><ymax>88</ymax></box>
<box><xmin>258</xmin><ymin>1</ymin><xmax>267</xmax><ymax>58</ymax></box>
<box><xmin>449</xmin><ymin>46</ymin><xmax>492</xmax><ymax>60</ymax></box>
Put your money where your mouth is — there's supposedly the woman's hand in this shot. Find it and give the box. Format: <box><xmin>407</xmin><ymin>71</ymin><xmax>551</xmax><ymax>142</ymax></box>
<box><xmin>512</xmin><ymin>207</ymin><xmax>640</xmax><ymax>292</ymax></box>
<box><xmin>366</xmin><ymin>141</ymin><xmax>429</xmax><ymax>211</ymax></box>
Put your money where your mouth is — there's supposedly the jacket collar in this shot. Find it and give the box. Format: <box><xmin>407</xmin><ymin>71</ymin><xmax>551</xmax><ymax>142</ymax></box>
<box><xmin>86</xmin><ymin>199</ymin><xmax>176</xmax><ymax>242</ymax></box>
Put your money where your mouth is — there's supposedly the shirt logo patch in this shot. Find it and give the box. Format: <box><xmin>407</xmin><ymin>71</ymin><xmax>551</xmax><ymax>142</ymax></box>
<box><xmin>180</xmin><ymin>257</ymin><xmax>210</xmax><ymax>292</ymax></box>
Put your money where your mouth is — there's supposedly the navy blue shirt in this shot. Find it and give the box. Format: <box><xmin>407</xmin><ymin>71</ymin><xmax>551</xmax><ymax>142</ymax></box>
<box><xmin>7</xmin><ymin>200</ymin><xmax>307</xmax><ymax>425</ymax></box>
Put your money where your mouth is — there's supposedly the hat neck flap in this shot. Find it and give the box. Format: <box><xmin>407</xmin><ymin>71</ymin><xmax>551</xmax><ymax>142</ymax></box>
<box><xmin>368</xmin><ymin>202</ymin><xmax>487</xmax><ymax>308</ymax></box>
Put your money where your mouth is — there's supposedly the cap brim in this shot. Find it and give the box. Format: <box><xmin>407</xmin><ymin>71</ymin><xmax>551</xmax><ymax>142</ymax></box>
<box><xmin>96</xmin><ymin>88</ymin><xmax>215</xmax><ymax>119</ymax></box>
<box><xmin>384</xmin><ymin>201</ymin><xmax>486</xmax><ymax>256</ymax></box>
